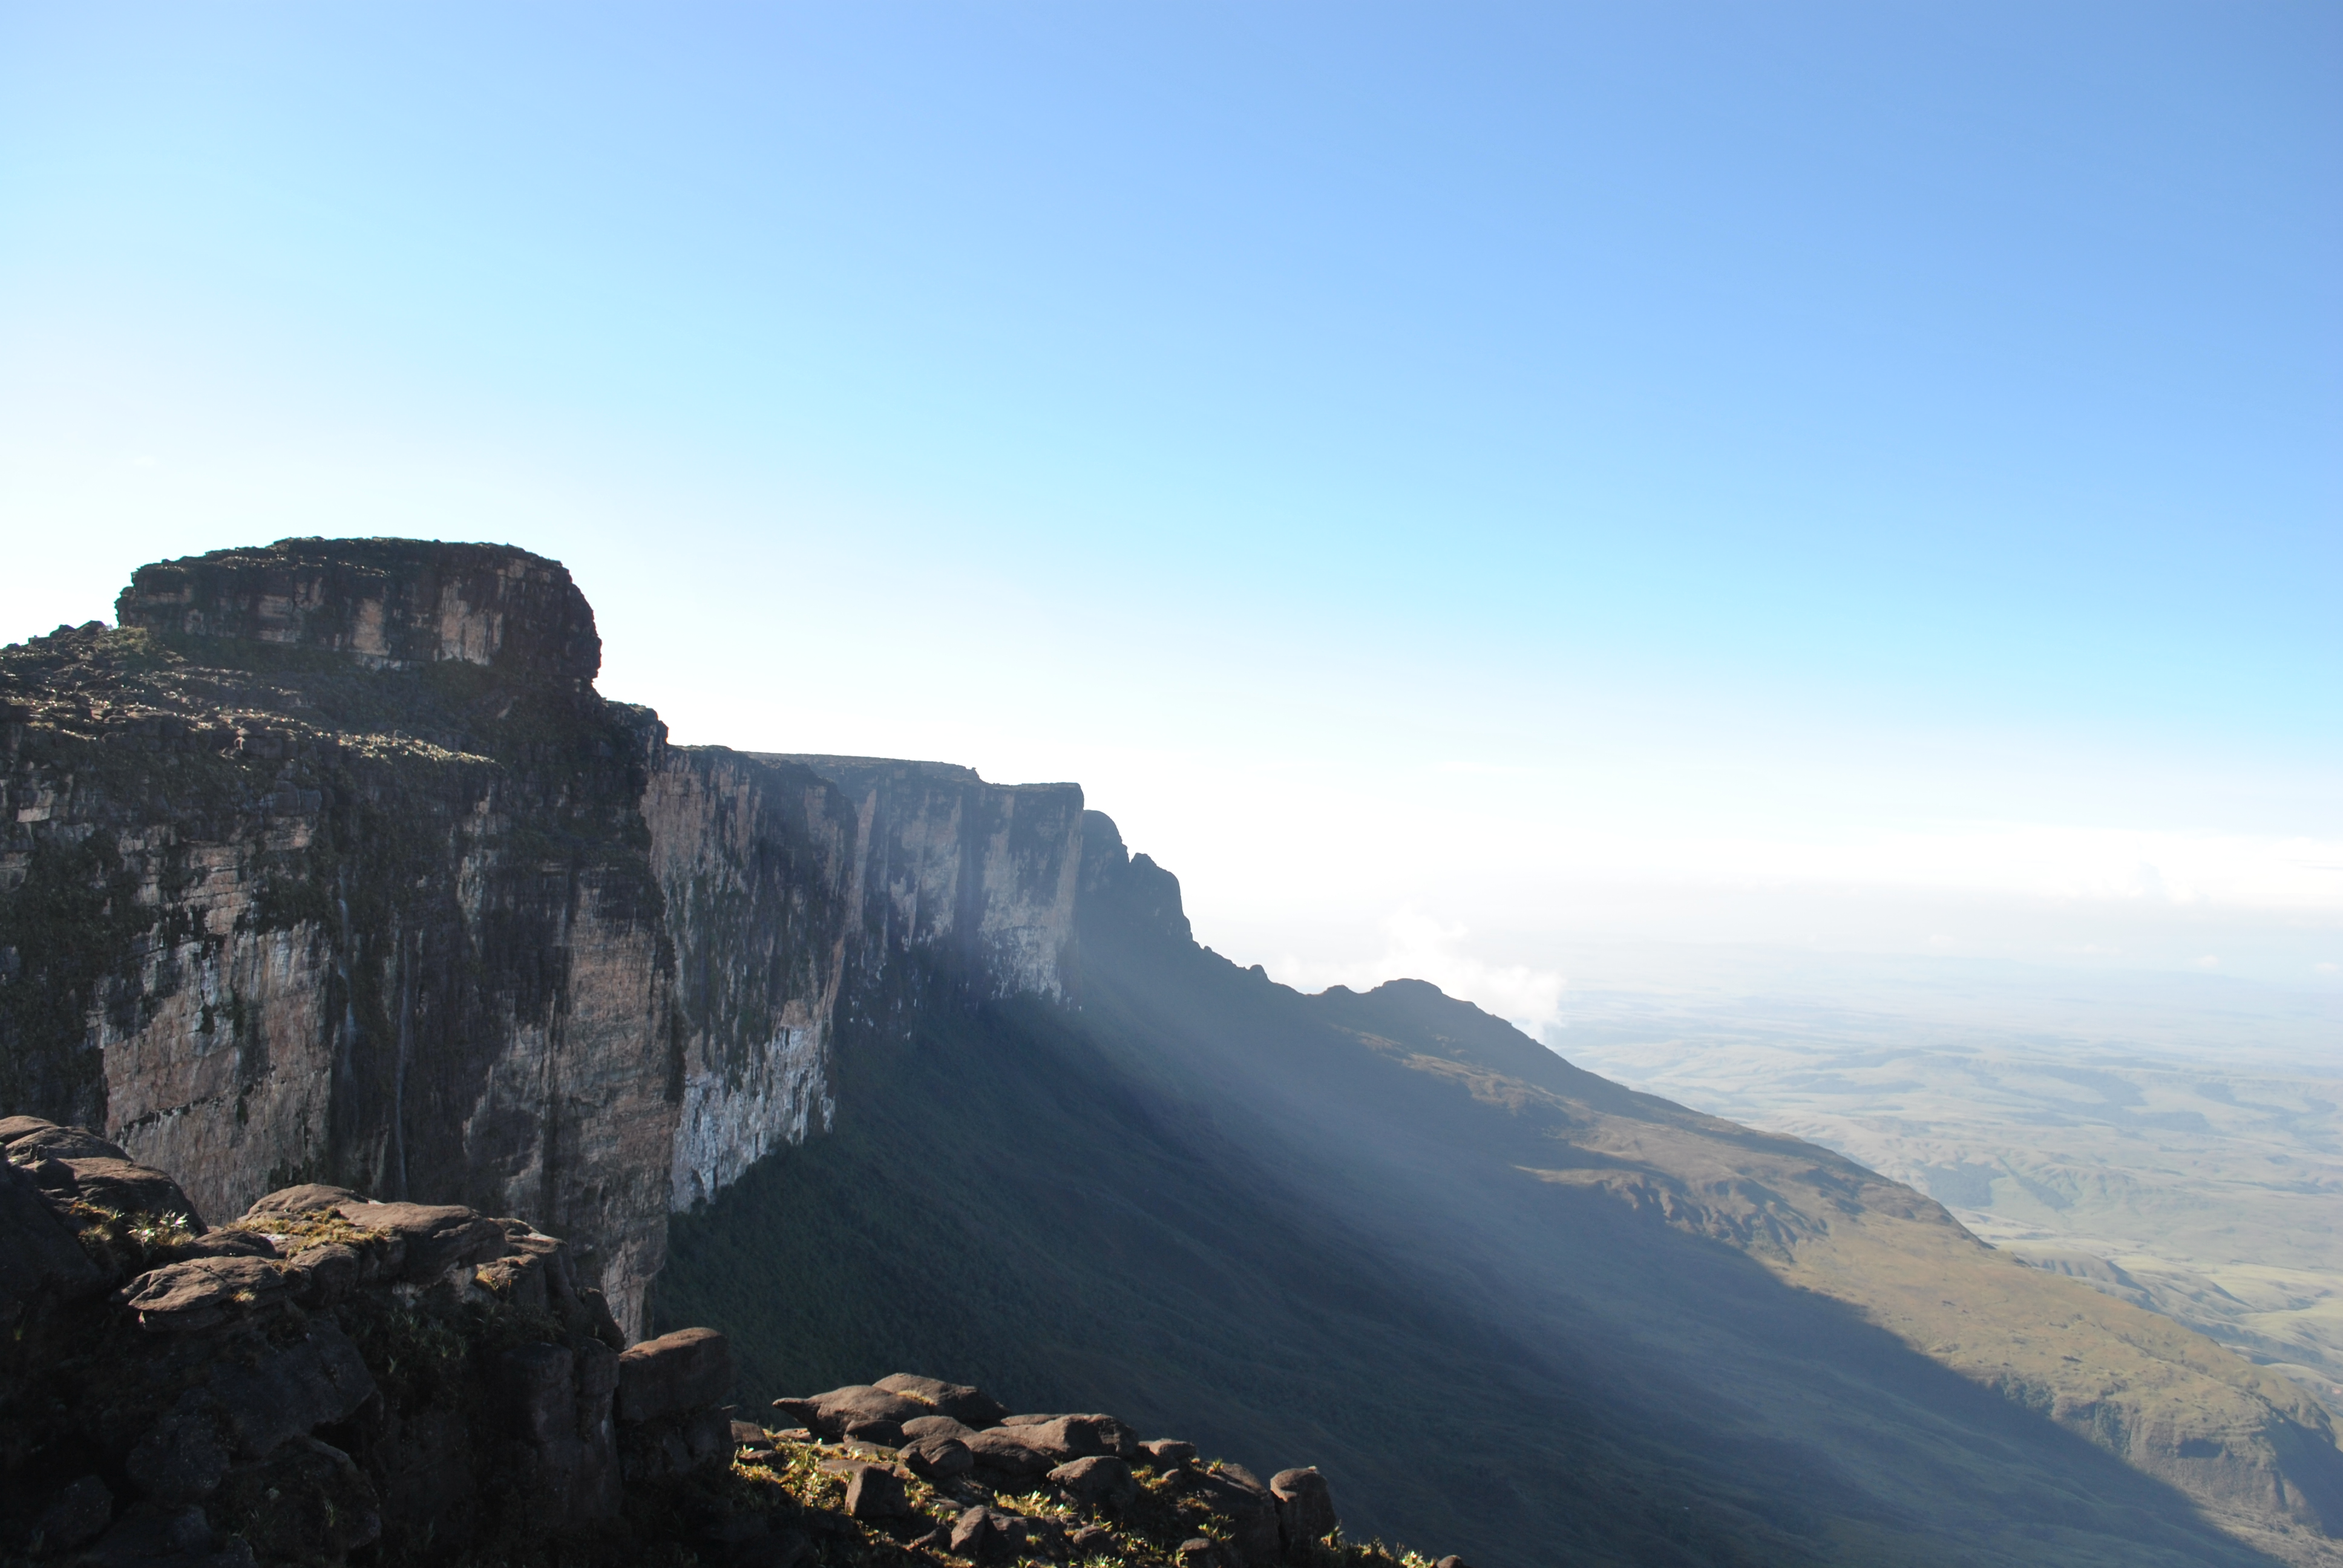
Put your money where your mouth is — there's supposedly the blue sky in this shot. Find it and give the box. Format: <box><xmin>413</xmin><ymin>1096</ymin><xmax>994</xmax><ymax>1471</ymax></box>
<box><xmin>4</xmin><ymin>3</ymin><xmax>2338</xmax><ymax>1013</ymax></box>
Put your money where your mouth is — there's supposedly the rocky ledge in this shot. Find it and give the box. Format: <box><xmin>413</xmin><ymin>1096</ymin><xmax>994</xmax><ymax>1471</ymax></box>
<box><xmin>1</xmin><ymin>1118</ymin><xmax>1458</xmax><ymax>1568</ymax></box>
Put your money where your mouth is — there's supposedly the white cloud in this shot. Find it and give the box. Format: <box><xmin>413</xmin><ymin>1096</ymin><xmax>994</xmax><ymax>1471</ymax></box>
<box><xmin>1268</xmin><ymin>906</ymin><xmax>1568</xmax><ymax>1034</ymax></box>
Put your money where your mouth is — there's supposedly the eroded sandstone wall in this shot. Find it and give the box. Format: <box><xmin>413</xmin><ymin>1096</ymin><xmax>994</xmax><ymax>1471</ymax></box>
<box><xmin>765</xmin><ymin>755</ymin><xmax>1084</xmax><ymax>1004</ymax></box>
<box><xmin>2</xmin><ymin>539</ymin><xmax>1094</xmax><ymax>1338</ymax></box>
<box><xmin>2</xmin><ymin>543</ymin><xmax>682</xmax><ymax>1334</ymax></box>
<box><xmin>116</xmin><ymin>537</ymin><xmax>603</xmax><ymax>687</ymax></box>
<box><xmin>641</xmin><ymin>751</ymin><xmax>1088</xmax><ymax>1214</ymax></box>
<box><xmin>645</xmin><ymin>749</ymin><xmax>859</xmax><ymax>1212</ymax></box>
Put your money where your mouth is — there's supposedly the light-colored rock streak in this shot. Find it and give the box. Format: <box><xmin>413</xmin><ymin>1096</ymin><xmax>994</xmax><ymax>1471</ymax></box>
<box><xmin>646</xmin><ymin>752</ymin><xmax>1087</xmax><ymax>1220</ymax></box>
<box><xmin>762</xmin><ymin>754</ymin><xmax>1084</xmax><ymax>1004</ymax></box>
<box><xmin>672</xmin><ymin>1024</ymin><xmax>833</xmax><ymax>1209</ymax></box>
<box><xmin>644</xmin><ymin>749</ymin><xmax>857</xmax><ymax>1218</ymax></box>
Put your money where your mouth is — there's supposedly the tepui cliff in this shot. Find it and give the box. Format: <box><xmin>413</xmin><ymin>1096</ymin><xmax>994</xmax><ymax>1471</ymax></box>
<box><xmin>7</xmin><ymin>537</ymin><xmax>2342</xmax><ymax>1568</ymax></box>
<box><xmin>1</xmin><ymin>539</ymin><xmax>1088</xmax><ymax>1338</ymax></box>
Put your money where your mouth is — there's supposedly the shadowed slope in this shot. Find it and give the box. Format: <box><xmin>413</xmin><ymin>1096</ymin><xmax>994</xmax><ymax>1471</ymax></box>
<box><xmin>657</xmin><ymin>814</ymin><xmax>2332</xmax><ymax>1567</ymax></box>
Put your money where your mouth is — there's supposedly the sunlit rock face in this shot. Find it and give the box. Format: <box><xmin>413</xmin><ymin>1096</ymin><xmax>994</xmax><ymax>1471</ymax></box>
<box><xmin>646</xmin><ymin>751</ymin><xmax>1087</xmax><ymax>1215</ymax></box>
<box><xmin>5</xmin><ymin>540</ymin><xmax>678</xmax><ymax>1333</ymax></box>
<box><xmin>3</xmin><ymin>538</ymin><xmax>1086</xmax><ymax>1340</ymax></box>
<box><xmin>116</xmin><ymin>536</ymin><xmax>605</xmax><ymax>687</ymax></box>
<box><xmin>765</xmin><ymin>756</ymin><xmax>1086</xmax><ymax>1004</ymax></box>
<box><xmin>644</xmin><ymin>748</ymin><xmax>857</xmax><ymax>1214</ymax></box>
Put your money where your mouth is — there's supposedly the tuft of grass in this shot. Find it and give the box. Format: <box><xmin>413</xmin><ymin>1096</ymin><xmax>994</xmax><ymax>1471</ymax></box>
<box><xmin>65</xmin><ymin>1198</ymin><xmax>197</xmax><ymax>1277</ymax></box>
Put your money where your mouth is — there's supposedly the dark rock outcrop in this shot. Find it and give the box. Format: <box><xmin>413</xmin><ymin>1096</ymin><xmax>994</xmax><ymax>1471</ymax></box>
<box><xmin>1271</xmin><ymin>1468</ymin><xmax>1339</xmax><ymax>1557</ymax></box>
<box><xmin>0</xmin><ymin>1119</ymin><xmax>727</xmax><ymax>1564</ymax></box>
<box><xmin>2</xmin><ymin>558</ymin><xmax>678</xmax><ymax>1334</ymax></box>
<box><xmin>762</xmin><ymin>1371</ymin><xmax>1363</xmax><ymax>1563</ymax></box>
<box><xmin>0</xmin><ymin>1156</ymin><xmax>101</xmax><ymax>1323</ymax></box>
<box><xmin>617</xmin><ymin>1324</ymin><xmax>735</xmax><ymax>1422</ymax></box>
<box><xmin>1049</xmin><ymin>1454</ymin><xmax>1139</xmax><ymax>1508</ymax></box>
<box><xmin>3</xmin><ymin>1116</ymin><xmax>1433</xmax><ymax>1567</ymax></box>
<box><xmin>114</xmin><ymin>538</ymin><xmax>603</xmax><ymax>690</ymax></box>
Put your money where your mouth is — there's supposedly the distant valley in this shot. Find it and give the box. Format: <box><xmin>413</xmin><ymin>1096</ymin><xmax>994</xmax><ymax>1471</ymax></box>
<box><xmin>1555</xmin><ymin>952</ymin><xmax>2343</xmax><ymax>1422</ymax></box>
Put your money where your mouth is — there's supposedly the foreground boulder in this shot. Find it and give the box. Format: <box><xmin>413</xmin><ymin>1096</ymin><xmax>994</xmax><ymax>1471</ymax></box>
<box><xmin>770</xmin><ymin>1382</ymin><xmax>934</xmax><ymax>1445</ymax></box>
<box><xmin>1183</xmin><ymin>1463</ymin><xmax>1283</xmax><ymax>1567</ymax></box>
<box><xmin>1272</xmin><ymin>1468</ymin><xmax>1340</xmax><ymax>1555</ymax></box>
<box><xmin>0</xmin><ymin>1157</ymin><xmax>102</xmax><ymax>1325</ymax></box>
<box><xmin>874</xmin><ymin>1373</ymin><xmax>1008</xmax><ymax>1428</ymax></box>
<box><xmin>619</xmin><ymin>1325</ymin><xmax>736</xmax><ymax>1421</ymax></box>
<box><xmin>0</xmin><ymin>1119</ymin><xmax>678</xmax><ymax>1564</ymax></box>
<box><xmin>1050</xmin><ymin>1455</ymin><xmax>1140</xmax><ymax>1508</ymax></box>
<box><xmin>767</xmin><ymin>1373</ymin><xmax>1388</xmax><ymax>1565</ymax></box>
<box><xmin>4</xmin><ymin>1123</ymin><xmax>1458</xmax><ymax>1568</ymax></box>
<box><xmin>2</xmin><ymin>1120</ymin><xmax>208</xmax><ymax>1242</ymax></box>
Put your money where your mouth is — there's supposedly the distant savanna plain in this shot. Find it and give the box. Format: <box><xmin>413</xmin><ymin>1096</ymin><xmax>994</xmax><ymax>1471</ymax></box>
<box><xmin>1555</xmin><ymin>947</ymin><xmax>2343</xmax><ymax>1424</ymax></box>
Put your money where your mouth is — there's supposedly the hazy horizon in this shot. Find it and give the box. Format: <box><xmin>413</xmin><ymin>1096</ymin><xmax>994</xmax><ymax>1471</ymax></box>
<box><xmin>5</xmin><ymin>2</ymin><xmax>2336</xmax><ymax>1017</ymax></box>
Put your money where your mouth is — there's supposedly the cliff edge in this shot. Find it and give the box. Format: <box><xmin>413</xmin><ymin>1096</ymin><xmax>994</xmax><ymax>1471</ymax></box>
<box><xmin>1</xmin><ymin>540</ymin><xmax>1090</xmax><ymax>1337</ymax></box>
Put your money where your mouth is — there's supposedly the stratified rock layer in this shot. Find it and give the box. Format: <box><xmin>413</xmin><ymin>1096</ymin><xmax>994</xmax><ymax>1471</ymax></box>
<box><xmin>2</xmin><ymin>540</ymin><xmax>1087</xmax><ymax>1336</ymax></box>
<box><xmin>116</xmin><ymin>537</ymin><xmax>604</xmax><ymax>688</ymax></box>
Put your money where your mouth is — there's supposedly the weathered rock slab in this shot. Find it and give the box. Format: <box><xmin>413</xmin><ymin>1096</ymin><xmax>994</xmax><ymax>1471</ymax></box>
<box><xmin>1191</xmin><ymin>1463</ymin><xmax>1282</xmax><ymax>1568</ymax></box>
<box><xmin>844</xmin><ymin>1463</ymin><xmax>911</xmax><ymax>1521</ymax></box>
<box><xmin>617</xmin><ymin>1325</ymin><xmax>734</xmax><ymax>1422</ymax></box>
<box><xmin>873</xmin><ymin>1372</ymin><xmax>1008</xmax><ymax>1428</ymax></box>
<box><xmin>962</xmin><ymin>1425</ymin><xmax>1054</xmax><ymax>1477</ymax></box>
<box><xmin>330</xmin><ymin>1200</ymin><xmax>506</xmax><ymax>1281</ymax></box>
<box><xmin>1050</xmin><ymin>1454</ymin><xmax>1139</xmax><ymax>1508</ymax></box>
<box><xmin>903</xmin><ymin>1432</ymin><xmax>976</xmax><ymax>1478</ymax></box>
<box><xmin>34</xmin><ymin>1154</ymin><xmax>207</xmax><ymax>1232</ymax></box>
<box><xmin>238</xmin><ymin>1184</ymin><xmax>362</xmax><ymax>1218</ymax></box>
<box><xmin>118</xmin><ymin>1256</ymin><xmax>292</xmax><ymax>1331</ymax></box>
<box><xmin>1001</xmin><ymin>1413</ymin><xmax>1139</xmax><ymax>1463</ymax></box>
<box><xmin>772</xmin><ymin>1382</ymin><xmax>931</xmax><ymax>1443</ymax></box>
<box><xmin>4</xmin><ymin>1120</ymin><xmax>128</xmax><ymax>1161</ymax></box>
<box><xmin>1270</xmin><ymin>1467</ymin><xmax>1339</xmax><ymax>1555</ymax></box>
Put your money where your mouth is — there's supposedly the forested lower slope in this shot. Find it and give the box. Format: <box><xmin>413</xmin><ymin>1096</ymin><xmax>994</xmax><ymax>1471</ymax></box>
<box><xmin>658</xmin><ymin>815</ymin><xmax>2341</xmax><ymax>1568</ymax></box>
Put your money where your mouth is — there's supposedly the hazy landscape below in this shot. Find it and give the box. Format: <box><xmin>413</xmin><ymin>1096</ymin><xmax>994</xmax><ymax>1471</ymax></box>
<box><xmin>1548</xmin><ymin>947</ymin><xmax>2343</xmax><ymax>1422</ymax></box>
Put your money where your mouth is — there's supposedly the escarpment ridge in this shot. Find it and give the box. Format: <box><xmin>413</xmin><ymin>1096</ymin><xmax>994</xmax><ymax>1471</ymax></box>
<box><xmin>6</xmin><ymin>538</ymin><xmax>2342</xmax><ymax>1567</ymax></box>
<box><xmin>1</xmin><ymin>540</ymin><xmax>1088</xmax><ymax>1336</ymax></box>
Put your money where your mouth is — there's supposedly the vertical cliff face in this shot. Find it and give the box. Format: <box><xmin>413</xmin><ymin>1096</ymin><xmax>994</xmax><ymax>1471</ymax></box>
<box><xmin>116</xmin><ymin>536</ymin><xmax>604</xmax><ymax>688</ymax></box>
<box><xmin>2</xmin><ymin>539</ymin><xmax>1095</xmax><ymax>1338</ymax></box>
<box><xmin>2</xmin><ymin>541</ymin><xmax>683</xmax><ymax>1335</ymax></box>
<box><xmin>640</xmin><ymin>751</ymin><xmax>1087</xmax><ymax>1215</ymax></box>
<box><xmin>643</xmin><ymin>749</ymin><xmax>859</xmax><ymax>1212</ymax></box>
<box><xmin>765</xmin><ymin>756</ymin><xmax>1084</xmax><ymax>1003</ymax></box>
